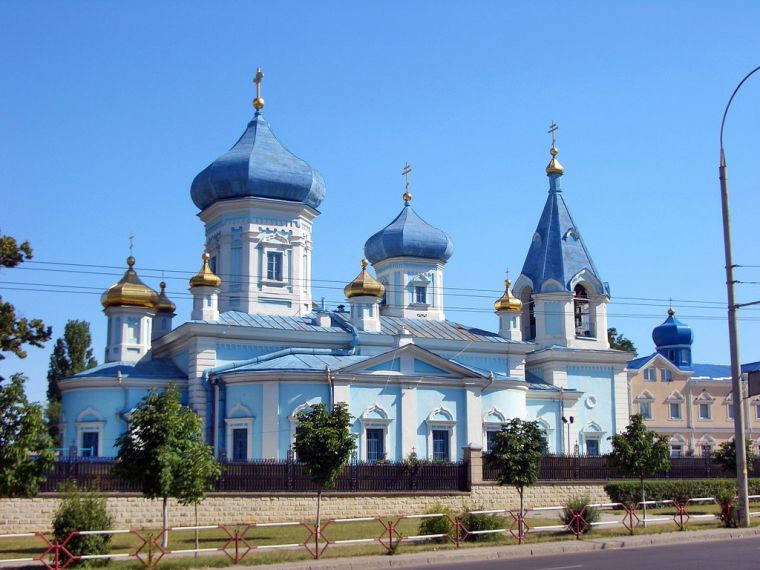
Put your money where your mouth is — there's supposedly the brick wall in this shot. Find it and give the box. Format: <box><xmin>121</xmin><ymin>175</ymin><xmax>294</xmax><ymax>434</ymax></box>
<box><xmin>0</xmin><ymin>483</ymin><xmax>609</xmax><ymax>533</ymax></box>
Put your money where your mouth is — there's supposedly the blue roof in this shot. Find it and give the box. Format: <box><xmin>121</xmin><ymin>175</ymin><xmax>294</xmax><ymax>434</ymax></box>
<box><xmin>519</xmin><ymin>172</ymin><xmax>607</xmax><ymax>295</ymax></box>
<box><xmin>199</xmin><ymin>311</ymin><xmax>522</xmax><ymax>344</ymax></box>
<box><xmin>744</xmin><ymin>361</ymin><xmax>760</xmax><ymax>373</ymax></box>
<box><xmin>191</xmin><ymin>112</ymin><xmax>325</xmax><ymax>211</ymax></box>
<box><xmin>364</xmin><ymin>203</ymin><xmax>454</xmax><ymax>264</ymax></box>
<box><xmin>223</xmin><ymin>352</ymin><xmax>369</xmax><ymax>373</ymax></box>
<box><xmin>70</xmin><ymin>358</ymin><xmax>185</xmax><ymax>380</ymax></box>
<box><xmin>627</xmin><ymin>353</ymin><xmax>656</xmax><ymax>370</ymax></box>
<box><xmin>691</xmin><ymin>363</ymin><xmax>731</xmax><ymax>379</ymax></box>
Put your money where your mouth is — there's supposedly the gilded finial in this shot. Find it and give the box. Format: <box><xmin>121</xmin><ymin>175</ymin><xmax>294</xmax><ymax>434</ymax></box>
<box><xmin>361</xmin><ymin>258</ymin><xmax>369</xmax><ymax>270</ymax></box>
<box><xmin>668</xmin><ymin>298</ymin><xmax>675</xmax><ymax>316</ymax></box>
<box><xmin>494</xmin><ymin>270</ymin><xmax>522</xmax><ymax>313</ymax></box>
<box><xmin>546</xmin><ymin>121</ymin><xmax>564</xmax><ymax>175</ymax></box>
<box><xmin>127</xmin><ymin>255</ymin><xmax>135</xmax><ymax>268</ymax></box>
<box><xmin>190</xmin><ymin>251</ymin><xmax>222</xmax><ymax>288</ymax></box>
<box><xmin>253</xmin><ymin>67</ymin><xmax>265</xmax><ymax>111</ymax></box>
<box><xmin>402</xmin><ymin>162</ymin><xmax>413</xmax><ymax>204</ymax></box>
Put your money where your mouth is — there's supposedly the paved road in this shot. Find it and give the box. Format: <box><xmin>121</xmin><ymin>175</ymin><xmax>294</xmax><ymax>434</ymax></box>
<box><xmin>400</xmin><ymin>537</ymin><xmax>760</xmax><ymax>569</ymax></box>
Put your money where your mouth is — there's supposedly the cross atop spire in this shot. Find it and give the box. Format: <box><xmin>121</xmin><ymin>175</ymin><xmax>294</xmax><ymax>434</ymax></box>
<box><xmin>253</xmin><ymin>67</ymin><xmax>265</xmax><ymax>111</ymax></box>
<box><xmin>129</xmin><ymin>233</ymin><xmax>135</xmax><ymax>256</ymax></box>
<box><xmin>402</xmin><ymin>162</ymin><xmax>413</xmax><ymax>204</ymax></box>
<box><xmin>548</xmin><ymin>121</ymin><xmax>558</xmax><ymax>148</ymax></box>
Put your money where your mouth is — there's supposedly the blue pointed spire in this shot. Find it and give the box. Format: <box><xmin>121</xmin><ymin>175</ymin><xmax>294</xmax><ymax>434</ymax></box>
<box><xmin>518</xmin><ymin>140</ymin><xmax>607</xmax><ymax>295</ymax></box>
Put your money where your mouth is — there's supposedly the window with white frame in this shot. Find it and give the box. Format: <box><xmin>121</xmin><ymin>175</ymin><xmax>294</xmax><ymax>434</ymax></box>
<box><xmin>728</xmin><ymin>403</ymin><xmax>735</xmax><ymax>420</ymax></box>
<box><xmin>639</xmin><ymin>401</ymin><xmax>653</xmax><ymax>419</ymax></box>
<box><xmin>414</xmin><ymin>286</ymin><xmax>427</xmax><ymax>305</ymax></box>
<box><xmin>669</xmin><ymin>402</ymin><xmax>682</xmax><ymax>420</ymax></box>
<box><xmin>410</xmin><ymin>274</ymin><xmax>431</xmax><ymax>307</ymax></box>
<box><xmin>670</xmin><ymin>444</ymin><xmax>683</xmax><ymax>457</ymax></box>
<box><xmin>76</xmin><ymin>407</ymin><xmax>105</xmax><ymax>458</ymax></box>
<box><xmin>225</xmin><ymin>403</ymin><xmax>255</xmax><ymax>462</ymax></box>
<box><xmin>359</xmin><ymin>404</ymin><xmax>392</xmax><ymax>463</ymax></box>
<box><xmin>755</xmin><ymin>402</ymin><xmax>760</xmax><ymax>420</ymax></box>
<box><xmin>699</xmin><ymin>402</ymin><xmax>711</xmax><ymax>420</ymax></box>
<box><xmin>482</xmin><ymin>408</ymin><xmax>506</xmax><ymax>453</ymax></box>
<box><xmin>426</xmin><ymin>407</ymin><xmax>456</xmax><ymax>462</ymax></box>
<box><xmin>644</xmin><ymin>368</ymin><xmax>657</xmax><ymax>381</ymax></box>
<box><xmin>266</xmin><ymin>252</ymin><xmax>283</xmax><ymax>281</ymax></box>
<box><xmin>660</xmin><ymin>368</ymin><xmax>673</xmax><ymax>382</ymax></box>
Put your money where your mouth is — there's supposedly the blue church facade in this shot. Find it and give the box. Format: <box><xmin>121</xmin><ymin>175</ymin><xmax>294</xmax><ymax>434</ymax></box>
<box><xmin>59</xmin><ymin>84</ymin><xmax>632</xmax><ymax>461</ymax></box>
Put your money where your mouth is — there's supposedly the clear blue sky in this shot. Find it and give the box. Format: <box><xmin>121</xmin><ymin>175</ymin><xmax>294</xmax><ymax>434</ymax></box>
<box><xmin>2</xmin><ymin>1</ymin><xmax>759</xmax><ymax>403</ymax></box>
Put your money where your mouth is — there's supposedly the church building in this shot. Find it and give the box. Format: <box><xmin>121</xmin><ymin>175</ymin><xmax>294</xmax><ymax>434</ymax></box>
<box><xmin>59</xmin><ymin>74</ymin><xmax>632</xmax><ymax>462</ymax></box>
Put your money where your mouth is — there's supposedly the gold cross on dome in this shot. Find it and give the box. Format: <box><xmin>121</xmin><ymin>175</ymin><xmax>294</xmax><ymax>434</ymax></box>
<box><xmin>401</xmin><ymin>162</ymin><xmax>413</xmax><ymax>203</ymax></box>
<box><xmin>548</xmin><ymin>121</ymin><xmax>558</xmax><ymax>147</ymax></box>
<box><xmin>129</xmin><ymin>233</ymin><xmax>135</xmax><ymax>256</ymax></box>
<box><xmin>254</xmin><ymin>67</ymin><xmax>264</xmax><ymax>99</ymax></box>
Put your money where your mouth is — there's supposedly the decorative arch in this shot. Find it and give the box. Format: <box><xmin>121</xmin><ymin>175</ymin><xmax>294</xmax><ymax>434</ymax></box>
<box><xmin>225</xmin><ymin>402</ymin><xmax>255</xmax><ymax>462</ymax></box>
<box><xmin>540</xmin><ymin>278</ymin><xmax>564</xmax><ymax>293</ymax></box>
<box><xmin>635</xmin><ymin>389</ymin><xmax>655</xmax><ymax>401</ymax></box>
<box><xmin>517</xmin><ymin>284</ymin><xmax>536</xmax><ymax>341</ymax></box>
<box><xmin>568</xmin><ymin>269</ymin><xmax>604</xmax><ymax>296</ymax></box>
<box><xmin>288</xmin><ymin>400</ymin><xmax>321</xmax><ymax>454</ymax></box>
<box><xmin>75</xmin><ymin>407</ymin><xmax>105</xmax><ymax>458</ymax></box>
<box><xmin>669</xmin><ymin>433</ymin><xmax>688</xmax><ymax>457</ymax></box>
<box><xmin>359</xmin><ymin>403</ymin><xmax>392</xmax><ymax>462</ymax></box>
<box><xmin>426</xmin><ymin>406</ymin><xmax>456</xmax><ymax>462</ymax></box>
<box><xmin>666</xmin><ymin>390</ymin><xmax>686</xmax><ymax>402</ymax></box>
<box><xmin>580</xmin><ymin>421</ymin><xmax>605</xmax><ymax>455</ymax></box>
<box><xmin>482</xmin><ymin>407</ymin><xmax>506</xmax><ymax>453</ymax></box>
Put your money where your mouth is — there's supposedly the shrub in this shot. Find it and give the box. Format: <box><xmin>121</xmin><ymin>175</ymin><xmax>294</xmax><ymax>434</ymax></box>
<box><xmin>604</xmin><ymin>479</ymin><xmax>740</xmax><ymax>506</ymax></box>
<box><xmin>52</xmin><ymin>484</ymin><xmax>112</xmax><ymax>564</ymax></box>
<box><xmin>714</xmin><ymin>487</ymin><xmax>737</xmax><ymax>528</ymax></box>
<box><xmin>560</xmin><ymin>495</ymin><xmax>600</xmax><ymax>534</ymax></box>
<box><xmin>462</xmin><ymin>507</ymin><xmax>503</xmax><ymax>542</ymax></box>
<box><xmin>417</xmin><ymin>504</ymin><xmax>455</xmax><ymax>543</ymax></box>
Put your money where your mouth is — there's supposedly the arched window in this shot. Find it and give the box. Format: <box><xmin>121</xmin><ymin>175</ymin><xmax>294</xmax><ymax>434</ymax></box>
<box><xmin>574</xmin><ymin>284</ymin><xmax>594</xmax><ymax>338</ymax></box>
<box><xmin>520</xmin><ymin>287</ymin><xmax>536</xmax><ymax>340</ymax></box>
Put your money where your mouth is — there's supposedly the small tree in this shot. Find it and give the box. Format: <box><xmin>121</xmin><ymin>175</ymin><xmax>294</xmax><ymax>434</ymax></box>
<box><xmin>52</xmin><ymin>483</ymin><xmax>112</xmax><ymax>563</ymax></box>
<box><xmin>712</xmin><ymin>438</ymin><xmax>757</xmax><ymax>476</ymax></box>
<box><xmin>113</xmin><ymin>385</ymin><xmax>220</xmax><ymax>547</ymax></box>
<box><xmin>293</xmin><ymin>402</ymin><xmax>356</xmax><ymax>544</ymax></box>
<box><xmin>0</xmin><ymin>373</ymin><xmax>55</xmax><ymax>496</ymax></box>
<box><xmin>484</xmin><ymin>418</ymin><xmax>545</xmax><ymax>539</ymax></box>
<box><xmin>607</xmin><ymin>414</ymin><xmax>670</xmax><ymax>525</ymax></box>
<box><xmin>47</xmin><ymin>320</ymin><xmax>98</xmax><ymax>442</ymax></box>
<box><xmin>607</xmin><ymin>327</ymin><xmax>636</xmax><ymax>352</ymax></box>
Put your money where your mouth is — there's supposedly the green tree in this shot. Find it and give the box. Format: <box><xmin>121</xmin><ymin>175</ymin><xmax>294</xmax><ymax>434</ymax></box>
<box><xmin>52</xmin><ymin>483</ymin><xmax>112</xmax><ymax>564</ymax></box>
<box><xmin>484</xmin><ymin>418</ymin><xmax>545</xmax><ymax>539</ymax></box>
<box><xmin>0</xmin><ymin>231</ymin><xmax>52</xmax><ymax>382</ymax></box>
<box><xmin>608</xmin><ymin>327</ymin><xmax>636</xmax><ymax>352</ymax></box>
<box><xmin>607</xmin><ymin>414</ymin><xmax>670</xmax><ymax>525</ymax></box>
<box><xmin>113</xmin><ymin>385</ymin><xmax>220</xmax><ymax>547</ymax></box>
<box><xmin>712</xmin><ymin>438</ymin><xmax>757</xmax><ymax>476</ymax></box>
<box><xmin>0</xmin><ymin>373</ymin><xmax>56</xmax><ymax>496</ymax></box>
<box><xmin>46</xmin><ymin>320</ymin><xmax>98</xmax><ymax>441</ymax></box>
<box><xmin>293</xmin><ymin>402</ymin><xmax>357</xmax><ymax>542</ymax></box>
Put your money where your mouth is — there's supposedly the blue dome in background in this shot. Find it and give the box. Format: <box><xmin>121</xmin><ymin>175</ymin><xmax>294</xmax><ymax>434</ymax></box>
<box><xmin>191</xmin><ymin>112</ymin><xmax>325</xmax><ymax>212</ymax></box>
<box><xmin>652</xmin><ymin>308</ymin><xmax>694</xmax><ymax>347</ymax></box>
<box><xmin>364</xmin><ymin>203</ymin><xmax>454</xmax><ymax>265</ymax></box>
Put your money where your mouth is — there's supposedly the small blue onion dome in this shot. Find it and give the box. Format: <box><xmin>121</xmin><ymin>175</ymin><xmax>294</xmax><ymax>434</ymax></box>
<box><xmin>364</xmin><ymin>203</ymin><xmax>454</xmax><ymax>265</ymax></box>
<box><xmin>191</xmin><ymin>112</ymin><xmax>326</xmax><ymax>211</ymax></box>
<box><xmin>652</xmin><ymin>307</ymin><xmax>694</xmax><ymax>347</ymax></box>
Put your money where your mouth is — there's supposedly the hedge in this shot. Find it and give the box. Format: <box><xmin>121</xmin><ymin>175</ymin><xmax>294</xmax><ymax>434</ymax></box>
<box><xmin>604</xmin><ymin>479</ymin><xmax>760</xmax><ymax>505</ymax></box>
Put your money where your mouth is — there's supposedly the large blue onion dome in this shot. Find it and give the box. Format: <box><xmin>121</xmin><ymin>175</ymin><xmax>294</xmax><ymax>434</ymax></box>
<box><xmin>652</xmin><ymin>307</ymin><xmax>694</xmax><ymax>347</ymax></box>
<box><xmin>190</xmin><ymin>111</ymin><xmax>326</xmax><ymax>212</ymax></box>
<box><xmin>364</xmin><ymin>201</ymin><xmax>454</xmax><ymax>265</ymax></box>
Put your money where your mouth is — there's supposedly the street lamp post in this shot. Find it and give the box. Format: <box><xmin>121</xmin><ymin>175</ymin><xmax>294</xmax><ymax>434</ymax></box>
<box><xmin>719</xmin><ymin>65</ymin><xmax>760</xmax><ymax>528</ymax></box>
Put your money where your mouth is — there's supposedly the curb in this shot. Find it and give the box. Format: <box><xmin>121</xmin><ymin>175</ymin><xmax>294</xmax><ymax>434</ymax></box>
<box><xmin>247</xmin><ymin>526</ymin><xmax>760</xmax><ymax>570</ymax></box>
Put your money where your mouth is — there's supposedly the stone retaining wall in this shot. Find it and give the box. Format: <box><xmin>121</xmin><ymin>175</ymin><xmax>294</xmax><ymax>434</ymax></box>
<box><xmin>0</xmin><ymin>483</ymin><xmax>609</xmax><ymax>533</ymax></box>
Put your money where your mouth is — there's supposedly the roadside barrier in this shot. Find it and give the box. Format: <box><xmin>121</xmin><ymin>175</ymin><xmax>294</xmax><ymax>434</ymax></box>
<box><xmin>2</xmin><ymin>495</ymin><xmax>757</xmax><ymax>567</ymax></box>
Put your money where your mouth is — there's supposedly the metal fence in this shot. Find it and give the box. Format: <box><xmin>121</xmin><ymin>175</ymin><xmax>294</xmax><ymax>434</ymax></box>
<box><xmin>483</xmin><ymin>453</ymin><xmax>760</xmax><ymax>481</ymax></box>
<box><xmin>39</xmin><ymin>457</ymin><xmax>469</xmax><ymax>493</ymax></box>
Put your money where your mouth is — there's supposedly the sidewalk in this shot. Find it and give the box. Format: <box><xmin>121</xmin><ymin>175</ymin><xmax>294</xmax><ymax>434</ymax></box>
<box><xmin>250</xmin><ymin>526</ymin><xmax>760</xmax><ymax>570</ymax></box>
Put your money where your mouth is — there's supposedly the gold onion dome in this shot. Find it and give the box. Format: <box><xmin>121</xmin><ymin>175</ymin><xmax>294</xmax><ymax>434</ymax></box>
<box><xmin>494</xmin><ymin>279</ymin><xmax>522</xmax><ymax>313</ymax></box>
<box><xmin>189</xmin><ymin>252</ymin><xmax>222</xmax><ymax>288</ymax></box>
<box><xmin>101</xmin><ymin>256</ymin><xmax>159</xmax><ymax>309</ymax></box>
<box><xmin>155</xmin><ymin>281</ymin><xmax>176</xmax><ymax>313</ymax></box>
<box><xmin>344</xmin><ymin>259</ymin><xmax>385</xmax><ymax>299</ymax></box>
<box><xmin>546</xmin><ymin>145</ymin><xmax>564</xmax><ymax>175</ymax></box>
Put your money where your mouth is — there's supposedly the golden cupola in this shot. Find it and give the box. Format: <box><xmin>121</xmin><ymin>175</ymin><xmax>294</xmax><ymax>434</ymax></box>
<box><xmin>494</xmin><ymin>279</ymin><xmax>522</xmax><ymax>313</ymax></box>
<box><xmin>101</xmin><ymin>256</ymin><xmax>159</xmax><ymax>309</ymax></box>
<box><xmin>545</xmin><ymin>121</ymin><xmax>564</xmax><ymax>175</ymax></box>
<box><xmin>344</xmin><ymin>259</ymin><xmax>385</xmax><ymax>299</ymax></box>
<box><xmin>155</xmin><ymin>281</ymin><xmax>176</xmax><ymax>313</ymax></box>
<box><xmin>189</xmin><ymin>252</ymin><xmax>222</xmax><ymax>288</ymax></box>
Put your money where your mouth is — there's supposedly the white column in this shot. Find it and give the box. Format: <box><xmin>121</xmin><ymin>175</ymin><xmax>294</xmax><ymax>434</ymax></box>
<box><xmin>401</xmin><ymin>384</ymin><xmax>417</xmax><ymax>458</ymax></box>
<box><xmin>465</xmin><ymin>387</ymin><xmax>483</xmax><ymax>448</ymax></box>
<box><xmin>262</xmin><ymin>381</ymin><xmax>279</xmax><ymax>458</ymax></box>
